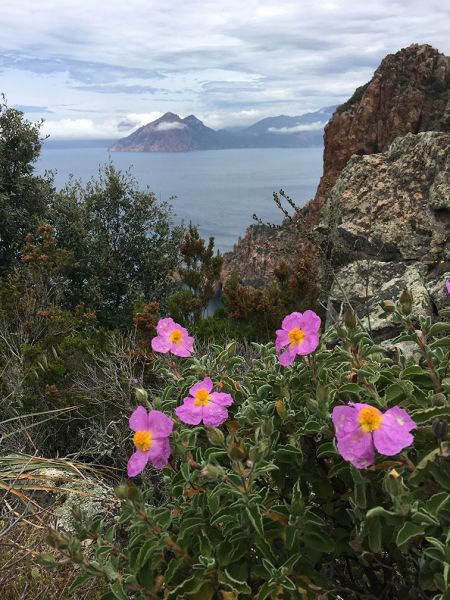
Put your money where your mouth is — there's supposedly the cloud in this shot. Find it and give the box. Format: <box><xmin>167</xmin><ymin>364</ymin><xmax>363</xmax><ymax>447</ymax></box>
<box><xmin>0</xmin><ymin>1</ymin><xmax>448</xmax><ymax>136</ymax></box>
<box><xmin>12</xmin><ymin>104</ymin><xmax>53</xmax><ymax>114</ymax></box>
<box><xmin>268</xmin><ymin>121</ymin><xmax>327</xmax><ymax>133</ymax></box>
<box><xmin>154</xmin><ymin>121</ymin><xmax>186</xmax><ymax>131</ymax></box>
<box><xmin>41</xmin><ymin>111</ymin><xmax>163</xmax><ymax>139</ymax></box>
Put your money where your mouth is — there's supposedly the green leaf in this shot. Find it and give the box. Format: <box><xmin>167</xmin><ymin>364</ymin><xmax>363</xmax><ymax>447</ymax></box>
<box><xmin>367</xmin><ymin>517</ymin><xmax>382</xmax><ymax>553</ymax></box>
<box><xmin>68</xmin><ymin>572</ymin><xmax>92</xmax><ymax>593</ymax></box>
<box><xmin>316</xmin><ymin>441</ymin><xmax>338</xmax><ymax>458</ymax></box>
<box><xmin>167</xmin><ymin>576</ymin><xmax>211</xmax><ymax>599</ymax></box>
<box><xmin>430</xmin><ymin>337</ymin><xmax>450</xmax><ymax>349</ymax></box>
<box><xmin>409</xmin><ymin>445</ymin><xmax>449</xmax><ymax>485</ymax></box>
<box><xmin>136</xmin><ymin>539</ymin><xmax>158</xmax><ymax>570</ymax></box>
<box><xmin>410</xmin><ymin>406</ymin><xmax>450</xmax><ymax>425</ymax></box>
<box><xmin>164</xmin><ymin>558</ymin><xmax>186</xmax><ymax>585</ymax></box>
<box><xmin>396</xmin><ymin>522</ymin><xmax>425</xmax><ymax>548</ymax></box>
<box><xmin>429</xmin><ymin>323</ymin><xmax>450</xmax><ymax>336</ymax></box>
<box><xmin>385</xmin><ymin>383</ymin><xmax>406</xmax><ymax>403</ymax></box>
<box><xmin>245</xmin><ymin>505</ymin><xmax>264</xmax><ymax>537</ymax></box>
<box><xmin>257</xmin><ymin>384</ymin><xmax>272</xmax><ymax>399</ymax></box>
<box><xmin>338</xmin><ymin>383</ymin><xmax>363</xmax><ymax>396</ymax></box>
<box><xmin>110</xmin><ymin>582</ymin><xmax>128</xmax><ymax>600</ymax></box>
<box><xmin>218</xmin><ymin>569</ymin><xmax>252</xmax><ymax>594</ymax></box>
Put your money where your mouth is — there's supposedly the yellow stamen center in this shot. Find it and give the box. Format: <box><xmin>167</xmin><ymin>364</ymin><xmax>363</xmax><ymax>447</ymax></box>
<box><xmin>169</xmin><ymin>329</ymin><xmax>183</xmax><ymax>344</ymax></box>
<box><xmin>194</xmin><ymin>388</ymin><xmax>212</xmax><ymax>407</ymax></box>
<box><xmin>288</xmin><ymin>327</ymin><xmax>305</xmax><ymax>346</ymax></box>
<box><xmin>133</xmin><ymin>430</ymin><xmax>153</xmax><ymax>452</ymax></box>
<box><xmin>358</xmin><ymin>407</ymin><xmax>383</xmax><ymax>433</ymax></box>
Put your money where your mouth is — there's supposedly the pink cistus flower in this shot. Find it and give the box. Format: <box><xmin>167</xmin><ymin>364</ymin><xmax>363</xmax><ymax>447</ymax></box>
<box><xmin>446</xmin><ymin>281</ymin><xmax>450</xmax><ymax>294</ymax></box>
<box><xmin>151</xmin><ymin>317</ymin><xmax>194</xmax><ymax>357</ymax></box>
<box><xmin>175</xmin><ymin>377</ymin><xmax>233</xmax><ymax>427</ymax></box>
<box><xmin>127</xmin><ymin>407</ymin><xmax>173</xmax><ymax>476</ymax></box>
<box><xmin>275</xmin><ymin>310</ymin><xmax>321</xmax><ymax>366</ymax></box>
<box><xmin>332</xmin><ymin>402</ymin><xmax>416</xmax><ymax>469</ymax></box>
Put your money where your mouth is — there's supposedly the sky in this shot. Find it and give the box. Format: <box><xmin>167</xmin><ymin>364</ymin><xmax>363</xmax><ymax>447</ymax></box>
<box><xmin>1</xmin><ymin>0</ymin><xmax>449</xmax><ymax>139</ymax></box>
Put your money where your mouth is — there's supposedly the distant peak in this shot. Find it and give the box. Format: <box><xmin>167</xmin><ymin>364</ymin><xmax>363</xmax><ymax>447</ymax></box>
<box><xmin>183</xmin><ymin>114</ymin><xmax>204</xmax><ymax>124</ymax></box>
<box><xmin>158</xmin><ymin>112</ymin><xmax>181</xmax><ymax>121</ymax></box>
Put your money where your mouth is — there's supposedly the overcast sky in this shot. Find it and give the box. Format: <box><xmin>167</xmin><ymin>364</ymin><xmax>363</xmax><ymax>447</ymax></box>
<box><xmin>1</xmin><ymin>0</ymin><xmax>449</xmax><ymax>139</ymax></box>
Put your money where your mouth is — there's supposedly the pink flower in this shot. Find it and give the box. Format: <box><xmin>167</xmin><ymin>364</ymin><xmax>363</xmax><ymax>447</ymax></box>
<box><xmin>275</xmin><ymin>310</ymin><xmax>321</xmax><ymax>366</ymax></box>
<box><xmin>446</xmin><ymin>281</ymin><xmax>450</xmax><ymax>294</ymax></box>
<box><xmin>332</xmin><ymin>403</ymin><xmax>416</xmax><ymax>469</ymax></box>
<box><xmin>127</xmin><ymin>407</ymin><xmax>173</xmax><ymax>476</ymax></box>
<box><xmin>151</xmin><ymin>317</ymin><xmax>194</xmax><ymax>357</ymax></box>
<box><xmin>175</xmin><ymin>377</ymin><xmax>233</xmax><ymax>427</ymax></box>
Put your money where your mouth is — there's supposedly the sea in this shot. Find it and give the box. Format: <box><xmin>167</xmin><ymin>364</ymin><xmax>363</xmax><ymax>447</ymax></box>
<box><xmin>36</xmin><ymin>145</ymin><xmax>324</xmax><ymax>253</ymax></box>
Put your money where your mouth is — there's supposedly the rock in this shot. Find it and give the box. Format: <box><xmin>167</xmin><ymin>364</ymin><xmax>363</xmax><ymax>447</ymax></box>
<box><xmin>321</xmin><ymin>132</ymin><xmax>450</xmax><ymax>266</ymax></box>
<box><xmin>326</xmin><ymin>261</ymin><xmax>433</xmax><ymax>338</ymax></box>
<box><xmin>426</xmin><ymin>272</ymin><xmax>450</xmax><ymax>312</ymax></box>
<box><xmin>36</xmin><ymin>467</ymin><xmax>119</xmax><ymax>535</ymax></box>
<box><xmin>322</xmin><ymin>132</ymin><xmax>450</xmax><ymax>337</ymax></box>
<box><xmin>315</xmin><ymin>44</ymin><xmax>450</xmax><ymax>209</ymax></box>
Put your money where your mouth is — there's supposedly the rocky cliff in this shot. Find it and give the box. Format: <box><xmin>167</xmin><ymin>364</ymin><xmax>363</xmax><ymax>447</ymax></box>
<box><xmin>223</xmin><ymin>44</ymin><xmax>450</xmax><ymax>286</ymax></box>
<box><xmin>321</xmin><ymin>131</ymin><xmax>449</xmax><ymax>337</ymax></box>
<box><xmin>315</xmin><ymin>44</ymin><xmax>450</xmax><ymax>208</ymax></box>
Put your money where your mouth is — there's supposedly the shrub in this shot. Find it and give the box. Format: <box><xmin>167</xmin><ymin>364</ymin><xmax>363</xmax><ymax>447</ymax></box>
<box><xmin>47</xmin><ymin>296</ymin><xmax>450</xmax><ymax>599</ymax></box>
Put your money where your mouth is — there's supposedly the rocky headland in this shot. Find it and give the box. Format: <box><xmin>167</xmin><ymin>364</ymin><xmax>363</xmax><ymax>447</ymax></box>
<box><xmin>222</xmin><ymin>43</ymin><xmax>450</xmax><ymax>333</ymax></box>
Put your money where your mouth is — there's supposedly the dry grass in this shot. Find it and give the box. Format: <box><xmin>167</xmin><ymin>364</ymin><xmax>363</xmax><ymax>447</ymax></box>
<box><xmin>0</xmin><ymin>454</ymin><xmax>114</xmax><ymax>599</ymax></box>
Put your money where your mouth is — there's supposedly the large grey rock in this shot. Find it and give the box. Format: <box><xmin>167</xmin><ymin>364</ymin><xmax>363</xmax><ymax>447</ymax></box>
<box><xmin>326</xmin><ymin>261</ymin><xmax>433</xmax><ymax>337</ymax></box>
<box><xmin>321</xmin><ymin>132</ymin><xmax>450</xmax><ymax>338</ymax></box>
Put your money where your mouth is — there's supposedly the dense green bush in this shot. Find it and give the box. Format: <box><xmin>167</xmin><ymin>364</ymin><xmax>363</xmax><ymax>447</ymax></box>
<box><xmin>50</xmin><ymin>165</ymin><xmax>183</xmax><ymax>328</ymax></box>
<box><xmin>46</xmin><ymin>293</ymin><xmax>450</xmax><ymax>599</ymax></box>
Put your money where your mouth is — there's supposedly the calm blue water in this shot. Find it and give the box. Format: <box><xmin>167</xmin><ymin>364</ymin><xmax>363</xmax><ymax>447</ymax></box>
<box><xmin>36</xmin><ymin>146</ymin><xmax>323</xmax><ymax>253</ymax></box>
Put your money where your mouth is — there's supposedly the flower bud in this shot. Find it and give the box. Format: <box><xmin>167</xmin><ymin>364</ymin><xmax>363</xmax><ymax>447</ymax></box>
<box><xmin>135</xmin><ymin>387</ymin><xmax>148</xmax><ymax>403</ymax></box>
<box><xmin>380</xmin><ymin>299</ymin><xmax>396</xmax><ymax>314</ymax></box>
<box><xmin>206</xmin><ymin>427</ymin><xmax>225</xmax><ymax>446</ymax></box>
<box><xmin>275</xmin><ymin>399</ymin><xmax>287</xmax><ymax>419</ymax></box>
<box><xmin>432</xmin><ymin>418</ymin><xmax>448</xmax><ymax>441</ymax></box>
<box><xmin>38</xmin><ymin>553</ymin><xmax>58</xmax><ymax>568</ymax></box>
<box><xmin>399</xmin><ymin>289</ymin><xmax>413</xmax><ymax>316</ymax></box>
<box><xmin>385</xmin><ymin>468</ymin><xmax>404</xmax><ymax>497</ymax></box>
<box><xmin>344</xmin><ymin>309</ymin><xmax>357</xmax><ymax>330</ymax></box>
<box><xmin>200</xmin><ymin>464</ymin><xmax>224</xmax><ymax>480</ymax></box>
<box><xmin>115</xmin><ymin>482</ymin><xmax>139</xmax><ymax>500</ymax></box>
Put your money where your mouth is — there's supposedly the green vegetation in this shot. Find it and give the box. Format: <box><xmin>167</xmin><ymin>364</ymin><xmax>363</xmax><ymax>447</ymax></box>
<box><xmin>0</xmin><ymin>98</ymin><xmax>449</xmax><ymax>600</ymax></box>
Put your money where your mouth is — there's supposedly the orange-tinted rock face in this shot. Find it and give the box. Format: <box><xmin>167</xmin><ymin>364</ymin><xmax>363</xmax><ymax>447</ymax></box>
<box><xmin>314</xmin><ymin>44</ymin><xmax>450</xmax><ymax>208</ymax></box>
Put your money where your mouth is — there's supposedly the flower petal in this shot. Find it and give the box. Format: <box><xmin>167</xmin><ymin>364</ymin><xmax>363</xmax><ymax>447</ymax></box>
<box><xmin>299</xmin><ymin>310</ymin><xmax>321</xmax><ymax>334</ymax></box>
<box><xmin>189</xmin><ymin>377</ymin><xmax>213</xmax><ymax>397</ymax></box>
<box><xmin>147</xmin><ymin>410</ymin><xmax>173</xmax><ymax>438</ymax></box>
<box><xmin>151</xmin><ymin>335</ymin><xmax>171</xmax><ymax>353</ymax></box>
<box><xmin>175</xmin><ymin>397</ymin><xmax>202</xmax><ymax>425</ymax></box>
<box><xmin>275</xmin><ymin>329</ymin><xmax>289</xmax><ymax>351</ymax></box>
<box><xmin>129</xmin><ymin>406</ymin><xmax>150</xmax><ymax>432</ymax></box>
<box><xmin>156</xmin><ymin>317</ymin><xmax>176</xmax><ymax>335</ymax></box>
<box><xmin>332</xmin><ymin>405</ymin><xmax>360</xmax><ymax>438</ymax></box>
<box><xmin>127</xmin><ymin>450</ymin><xmax>150</xmax><ymax>477</ymax></box>
<box><xmin>210</xmin><ymin>392</ymin><xmax>234</xmax><ymax>407</ymax></box>
<box><xmin>202</xmin><ymin>402</ymin><xmax>229</xmax><ymax>427</ymax></box>
<box><xmin>148</xmin><ymin>438</ymin><xmax>171</xmax><ymax>468</ymax></box>
<box><xmin>295</xmin><ymin>332</ymin><xmax>320</xmax><ymax>355</ymax></box>
<box><xmin>278</xmin><ymin>345</ymin><xmax>297</xmax><ymax>366</ymax></box>
<box><xmin>171</xmin><ymin>335</ymin><xmax>195</xmax><ymax>357</ymax></box>
<box><xmin>281</xmin><ymin>312</ymin><xmax>303</xmax><ymax>332</ymax></box>
<box><xmin>336</xmin><ymin>431</ymin><xmax>375</xmax><ymax>469</ymax></box>
<box><xmin>373</xmin><ymin>406</ymin><xmax>416</xmax><ymax>456</ymax></box>
<box><xmin>332</xmin><ymin>405</ymin><xmax>375</xmax><ymax>468</ymax></box>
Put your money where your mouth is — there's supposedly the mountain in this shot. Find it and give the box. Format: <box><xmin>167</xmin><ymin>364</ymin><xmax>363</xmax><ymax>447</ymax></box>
<box><xmin>109</xmin><ymin>112</ymin><xmax>230</xmax><ymax>152</ymax></box>
<box><xmin>109</xmin><ymin>107</ymin><xmax>335</xmax><ymax>152</ymax></box>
